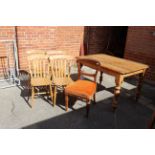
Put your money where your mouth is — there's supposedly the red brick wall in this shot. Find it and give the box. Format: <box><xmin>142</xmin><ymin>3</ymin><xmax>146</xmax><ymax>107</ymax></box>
<box><xmin>0</xmin><ymin>26</ymin><xmax>14</xmax><ymax>41</ymax></box>
<box><xmin>124</xmin><ymin>26</ymin><xmax>155</xmax><ymax>82</ymax></box>
<box><xmin>0</xmin><ymin>26</ymin><xmax>155</xmax><ymax>82</ymax></box>
<box><xmin>55</xmin><ymin>26</ymin><xmax>84</xmax><ymax>55</ymax></box>
<box><xmin>0</xmin><ymin>27</ymin><xmax>15</xmax><ymax>78</ymax></box>
<box><xmin>17</xmin><ymin>26</ymin><xmax>84</xmax><ymax>69</ymax></box>
<box><xmin>85</xmin><ymin>26</ymin><xmax>112</xmax><ymax>54</ymax></box>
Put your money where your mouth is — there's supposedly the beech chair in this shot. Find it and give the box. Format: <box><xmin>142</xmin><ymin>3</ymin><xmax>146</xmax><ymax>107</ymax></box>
<box><xmin>27</xmin><ymin>54</ymin><xmax>53</xmax><ymax>107</ymax></box>
<box><xmin>65</xmin><ymin>58</ymin><xmax>101</xmax><ymax>117</ymax></box>
<box><xmin>49</xmin><ymin>55</ymin><xmax>74</xmax><ymax>106</ymax></box>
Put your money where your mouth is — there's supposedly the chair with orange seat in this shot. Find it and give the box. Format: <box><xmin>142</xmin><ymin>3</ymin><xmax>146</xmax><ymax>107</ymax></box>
<box><xmin>65</xmin><ymin>58</ymin><xmax>101</xmax><ymax>117</ymax></box>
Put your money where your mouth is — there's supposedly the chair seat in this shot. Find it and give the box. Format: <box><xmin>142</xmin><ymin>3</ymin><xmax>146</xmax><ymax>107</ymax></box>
<box><xmin>31</xmin><ymin>77</ymin><xmax>52</xmax><ymax>86</ymax></box>
<box><xmin>53</xmin><ymin>77</ymin><xmax>73</xmax><ymax>86</ymax></box>
<box><xmin>65</xmin><ymin>80</ymin><xmax>97</xmax><ymax>100</ymax></box>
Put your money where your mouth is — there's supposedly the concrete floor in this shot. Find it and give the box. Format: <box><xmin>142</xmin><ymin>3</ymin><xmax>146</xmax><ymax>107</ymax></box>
<box><xmin>0</xmin><ymin>68</ymin><xmax>155</xmax><ymax>129</ymax></box>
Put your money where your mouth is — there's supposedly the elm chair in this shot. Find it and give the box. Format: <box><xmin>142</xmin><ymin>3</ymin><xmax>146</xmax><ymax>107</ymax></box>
<box><xmin>49</xmin><ymin>55</ymin><xmax>74</xmax><ymax>106</ymax></box>
<box><xmin>65</xmin><ymin>58</ymin><xmax>101</xmax><ymax>117</ymax></box>
<box><xmin>27</xmin><ymin>54</ymin><xmax>53</xmax><ymax>107</ymax></box>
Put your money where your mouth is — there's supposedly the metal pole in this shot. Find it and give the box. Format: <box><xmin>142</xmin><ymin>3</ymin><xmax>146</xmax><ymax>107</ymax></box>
<box><xmin>0</xmin><ymin>26</ymin><xmax>20</xmax><ymax>89</ymax></box>
<box><xmin>13</xmin><ymin>26</ymin><xmax>19</xmax><ymax>78</ymax></box>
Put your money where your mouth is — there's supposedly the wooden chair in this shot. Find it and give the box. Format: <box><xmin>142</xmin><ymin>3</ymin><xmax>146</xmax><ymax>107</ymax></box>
<box><xmin>49</xmin><ymin>55</ymin><xmax>74</xmax><ymax>106</ymax></box>
<box><xmin>65</xmin><ymin>58</ymin><xmax>101</xmax><ymax>117</ymax></box>
<box><xmin>27</xmin><ymin>54</ymin><xmax>53</xmax><ymax>107</ymax></box>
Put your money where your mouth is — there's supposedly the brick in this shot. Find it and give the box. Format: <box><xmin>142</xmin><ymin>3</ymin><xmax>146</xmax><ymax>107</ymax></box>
<box><xmin>124</xmin><ymin>26</ymin><xmax>155</xmax><ymax>82</ymax></box>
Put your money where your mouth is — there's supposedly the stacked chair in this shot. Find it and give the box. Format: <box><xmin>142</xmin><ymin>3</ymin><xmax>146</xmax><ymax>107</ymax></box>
<box><xmin>27</xmin><ymin>50</ymin><xmax>74</xmax><ymax>107</ymax></box>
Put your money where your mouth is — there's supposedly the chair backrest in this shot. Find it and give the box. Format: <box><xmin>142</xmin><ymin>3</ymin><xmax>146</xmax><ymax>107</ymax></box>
<box><xmin>46</xmin><ymin>50</ymin><xmax>65</xmax><ymax>56</ymax></box>
<box><xmin>49</xmin><ymin>55</ymin><xmax>72</xmax><ymax>79</ymax></box>
<box><xmin>77</xmin><ymin>58</ymin><xmax>101</xmax><ymax>82</ymax></box>
<box><xmin>27</xmin><ymin>50</ymin><xmax>46</xmax><ymax>55</ymax></box>
<box><xmin>27</xmin><ymin>54</ymin><xmax>50</xmax><ymax>79</ymax></box>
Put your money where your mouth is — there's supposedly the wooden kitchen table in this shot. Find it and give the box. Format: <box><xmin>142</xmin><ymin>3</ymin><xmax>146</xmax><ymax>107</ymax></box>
<box><xmin>78</xmin><ymin>54</ymin><xmax>149</xmax><ymax>109</ymax></box>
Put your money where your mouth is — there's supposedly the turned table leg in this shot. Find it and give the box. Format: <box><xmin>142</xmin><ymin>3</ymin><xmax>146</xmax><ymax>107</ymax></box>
<box><xmin>65</xmin><ymin>94</ymin><xmax>69</xmax><ymax>111</ymax></box>
<box><xmin>112</xmin><ymin>75</ymin><xmax>124</xmax><ymax>110</ymax></box>
<box><xmin>136</xmin><ymin>71</ymin><xmax>145</xmax><ymax>101</ymax></box>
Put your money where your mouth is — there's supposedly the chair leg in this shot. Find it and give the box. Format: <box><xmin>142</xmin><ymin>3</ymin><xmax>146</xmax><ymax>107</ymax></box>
<box><xmin>27</xmin><ymin>88</ymin><xmax>30</xmax><ymax>102</ymax></box>
<box><xmin>49</xmin><ymin>85</ymin><xmax>53</xmax><ymax>104</ymax></box>
<box><xmin>93</xmin><ymin>94</ymin><xmax>96</xmax><ymax>104</ymax></box>
<box><xmin>31</xmin><ymin>86</ymin><xmax>35</xmax><ymax>108</ymax></box>
<box><xmin>86</xmin><ymin>100</ymin><xmax>90</xmax><ymax>118</ymax></box>
<box><xmin>65</xmin><ymin>93</ymin><xmax>69</xmax><ymax>111</ymax></box>
<box><xmin>53</xmin><ymin>86</ymin><xmax>57</xmax><ymax>106</ymax></box>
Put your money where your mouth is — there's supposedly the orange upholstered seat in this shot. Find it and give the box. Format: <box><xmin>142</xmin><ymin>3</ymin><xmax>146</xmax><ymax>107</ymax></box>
<box><xmin>65</xmin><ymin>58</ymin><xmax>101</xmax><ymax>117</ymax></box>
<box><xmin>65</xmin><ymin>80</ymin><xmax>96</xmax><ymax>100</ymax></box>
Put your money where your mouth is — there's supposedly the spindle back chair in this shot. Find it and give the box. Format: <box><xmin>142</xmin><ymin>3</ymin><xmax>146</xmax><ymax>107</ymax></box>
<box><xmin>27</xmin><ymin>54</ymin><xmax>53</xmax><ymax>107</ymax></box>
<box><xmin>49</xmin><ymin>55</ymin><xmax>73</xmax><ymax>105</ymax></box>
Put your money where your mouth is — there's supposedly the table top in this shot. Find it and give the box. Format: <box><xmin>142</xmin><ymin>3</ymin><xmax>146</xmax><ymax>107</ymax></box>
<box><xmin>79</xmin><ymin>54</ymin><xmax>149</xmax><ymax>75</ymax></box>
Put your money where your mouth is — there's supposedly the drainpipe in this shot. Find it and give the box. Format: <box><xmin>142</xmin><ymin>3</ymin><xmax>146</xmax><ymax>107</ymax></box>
<box><xmin>13</xmin><ymin>26</ymin><xmax>19</xmax><ymax>79</ymax></box>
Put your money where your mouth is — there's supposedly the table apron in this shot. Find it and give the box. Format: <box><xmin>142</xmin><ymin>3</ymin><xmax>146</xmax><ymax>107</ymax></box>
<box><xmin>123</xmin><ymin>69</ymin><xmax>146</xmax><ymax>78</ymax></box>
<box><xmin>99</xmin><ymin>67</ymin><xmax>146</xmax><ymax>79</ymax></box>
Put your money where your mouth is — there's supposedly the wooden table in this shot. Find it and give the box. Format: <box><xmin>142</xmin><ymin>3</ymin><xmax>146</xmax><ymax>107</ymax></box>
<box><xmin>79</xmin><ymin>54</ymin><xmax>149</xmax><ymax>109</ymax></box>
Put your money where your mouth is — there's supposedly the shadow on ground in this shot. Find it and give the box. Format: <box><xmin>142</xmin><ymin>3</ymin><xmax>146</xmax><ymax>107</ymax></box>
<box><xmin>18</xmin><ymin>70</ymin><xmax>154</xmax><ymax>129</ymax></box>
<box><xmin>22</xmin><ymin>89</ymin><xmax>153</xmax><ymax>129</ymax></box>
